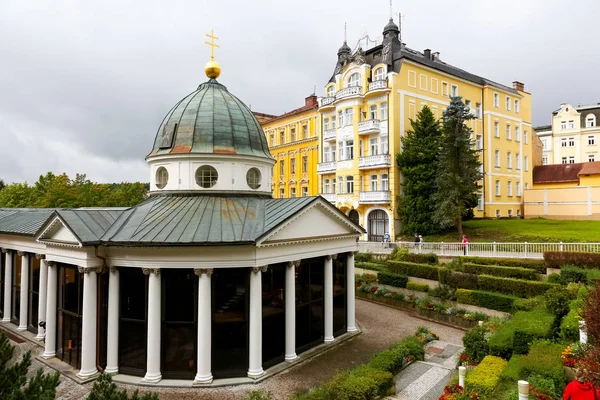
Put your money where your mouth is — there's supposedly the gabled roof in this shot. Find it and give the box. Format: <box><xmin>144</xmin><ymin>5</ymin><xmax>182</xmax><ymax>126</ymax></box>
<box><xmin>532</xmin><ymin>163</ymin><xmax>584</xmax><ymax>184</ymax></box>
<box><xmin>578</xmin><ymin>161</ymin><xmax>600</xmax><ymax>176</ymax></box>
<box><xmin>53</xmin><ymin>209</ymin><xmax>127</xmax><ymax>244</ymax></box>
<box><xmin>0</xmin><ymin>209</ymin><xmax>56</xmax><ymax>236</ymax></box>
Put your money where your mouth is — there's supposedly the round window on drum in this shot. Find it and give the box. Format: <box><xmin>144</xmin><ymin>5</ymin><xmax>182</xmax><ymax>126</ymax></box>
<box><xmin>155</xmin><ymin>167</ymin><xmax>168</xmax><ymax>189</ymax></box>
<box><xmin>195</xmin><ymin>165</ymin><xmax>218</xmax><ymax>188</ymax></box>
<box><xmin>246</xmin><ymin>168</ymin><xmax>262</xmax><ymax>189</ymax></box>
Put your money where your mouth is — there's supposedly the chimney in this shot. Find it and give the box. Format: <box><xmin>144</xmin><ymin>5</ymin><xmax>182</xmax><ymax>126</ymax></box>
<box><xmin>432</xmin><ymin>52</ymin><xmax>440</xmax><ymax>61</ymax></box>
<box><xmin>305</xmin><ymin>94</ymin><xmax>318</xmax><ymax>107</ymax></box>
<box><xmin>424</xmin><ymin>49</ymin><xmax>431</xmax><ymax>60</ymax></box>
<box><xmin>512</xmin><ymin>81</ymin><xmax>525</xmax><ymax>91</ymax></box>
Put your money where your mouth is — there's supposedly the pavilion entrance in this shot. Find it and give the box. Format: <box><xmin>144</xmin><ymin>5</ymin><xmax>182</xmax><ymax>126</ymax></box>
<box><xmin>56</xmin><ymin>264</ymin><xmax>83</xmax><ymax>370</ymax></box>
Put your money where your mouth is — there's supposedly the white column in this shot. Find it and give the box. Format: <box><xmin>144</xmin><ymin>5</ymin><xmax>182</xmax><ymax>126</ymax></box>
<box><xmin>2</xmin><ymin>250</ymin><xmax>12</xmax><ymax>322</ymax></box>
<box><xmin>194</xmin><ymin>268</ymin><xmax>213</xmax><ymax>384</ymax></box>
<box><xmin>143</xmin><ymin>268</ymin><xmax>162</xmax><ymax>383</ymax></box>
<box><xmin>248</xmin><ymin>266</ymin><xmax>265</xmax><ymax>378</ymax></box>
<box><xmin>35</xmin><ymin>256</ymin><xmax>48</xmax><ymax>339</ymax></box>
<box><xmin>324</xmin><ymin>255</ymin><xmax>335</xmax><ymax>343</ymax></box>
<box><xmin>285</xmin><ymin>261</ymin><xmax>299</xmax><ymax>362</ymax></box>
<box><xmin>105</xmin><ymin>267</ymin><xmax>120</xmax><ymax>374</ymax></box>
<box><xmin>346</xmin><ymin>252</ymin><xmax>357</xmax><ymax>333</ymax></box>
<box><xmin>77</xmin><ymin>266</ymin><xmax>99</xmax><ymax>378</ymax></box>
<box><xmin>43</xmin><ymin>261</ymin><xmax>58</xmax><ymax>358</ymax></box>
<box><xmin>18</xmin><ymin>252</ymin><xmax>29</xmax><ymax>331</ymax></box>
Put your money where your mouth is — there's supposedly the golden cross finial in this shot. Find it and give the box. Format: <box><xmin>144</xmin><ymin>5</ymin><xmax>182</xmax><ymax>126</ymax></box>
<box><xmin>205</xmin><ymin>29</ymin><xmax>220</xmax><ymax>61</ymax></box>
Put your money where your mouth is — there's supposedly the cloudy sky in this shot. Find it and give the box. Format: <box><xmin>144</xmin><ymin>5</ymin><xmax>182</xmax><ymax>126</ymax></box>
<box><xmin>1</xmin><ymin>0</ymin><xmax>599</xmax><ymax>185</ymax></box>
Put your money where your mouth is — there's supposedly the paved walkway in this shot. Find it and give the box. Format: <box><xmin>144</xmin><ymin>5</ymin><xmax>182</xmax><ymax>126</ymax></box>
<box><xmin>388</xmin><ymin>340</ymin><xmax>463</xmax><ymax>400</ymax></box>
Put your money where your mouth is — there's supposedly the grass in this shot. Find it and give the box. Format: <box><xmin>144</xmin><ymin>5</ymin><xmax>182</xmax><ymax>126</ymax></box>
<box><xmin>399</xmin><ymin>218</ymin><xmax>600</xmax><ymax>243</ymax></box>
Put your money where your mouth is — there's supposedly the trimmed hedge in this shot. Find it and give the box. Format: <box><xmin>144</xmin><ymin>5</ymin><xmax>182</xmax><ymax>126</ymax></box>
<box><xmin>406</xmin><ymin>282</ymin><xmax>429</xmax><ymax>292</ymax></box>
<box><xmin>438</xmin><ymin>270</ymin><xmax>479</xmax><ymax>290</ymax></box>
<box><xmin>456</xmin><ymin>289</ymin><xmax>517</xmax><ymax>313</ymax></box>
<box><xmin>477</xmin><ymin>275</ymin><xmax>557</xmax><ymax>298</ymax></box>
<box><xmin>355</xmin><ymin>252</ymin><xmax>374</xmax><ymax>263</ymax></box>
<box><xmin>386</xmin><ymin>261</ymin><xmax>440</xmax><ymax>281</ymax></box>
<box><xmin>378</xmin><ymin>272</ymin><xmax>408</xmax><ymax>288</ymax></box>
<box><xmin>461</xmin><ymin>263</ymin><xmax>539</xmax><ymax>281</ymax></box>
<box><xmin>520</xmin><ymin>341</ymin><xmax>566</xmax><ymax>392</ymax></box>
<box><xmin>461</xmin><ymin>256</ymin><xmax>546</xmax><ymax>274</ymax></box>
<box><xmin>464</xmin><ymin>355</ymin><xmax>507</xmax><ymax>395</ymax></box>
<box><xmin>544</xmin><ymin>251</ymin><xmax>600</xmax><ymax>269</ymax></box>
<box><xmin>389</xmin><ymin>248</ymin><xmax>439</xmax><ymax>264</ymax></box>
<box><xmin>355</xmin><ymin>262</ymin><xmax>386</xmax><ymax>272</ymax></box>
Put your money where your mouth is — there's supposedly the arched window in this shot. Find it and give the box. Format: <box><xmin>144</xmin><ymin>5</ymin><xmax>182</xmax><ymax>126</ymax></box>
<box><xmin>155</xmin><ymin>167</ymin><xmax>168</xmax><ymax>189</ymax></box>
<box><xmin>374</xmin><ymin>68</ymin><xmax>385</xmax><ymax>81</ymax></box>
<box><xmin>246</xmin><ymin>168</ymin><xmax>261</xmax><ymax>189</ymax></box>
<box><xmin>348</xmin><ymin>210</ymin><xmax>360</xmax><ymax>226</ymax></box>
<box><xmin>586</xmin><ymin>114</ymin><xmax>597</xmax><ymax>128</ymax></box>
<box><xmin>347</xmin><ymin>73</ymin><xmax>360</xmax><ymax>87</ymax></box>
<box><xmin>368</xmin><ymin>210</ymin><xmax>389</xmax><ymax>242</ymax></box>
<box><xmin>381</xmin><ymin>174</ymin><xmax>389</xmax><ymax>191</ymax></box>
<box><xmin>324</xmin><ymin>179</ymin><xmax>330</xmax><ymax>193</ymax></box>
<box><xmin>326</xmin><ymin>85</ymin><xmax>335</xmax><ymax>97</ymax></box>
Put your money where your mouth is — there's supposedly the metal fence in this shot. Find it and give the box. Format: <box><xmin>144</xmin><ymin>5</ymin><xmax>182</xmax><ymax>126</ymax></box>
<box><xmin>357</xmin><ymin>241</ymin><xmax>600</xmax><ymax>259</ymax></box>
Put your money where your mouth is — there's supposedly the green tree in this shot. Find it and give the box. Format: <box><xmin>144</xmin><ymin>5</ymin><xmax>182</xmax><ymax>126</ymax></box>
<box><xmin>396</xmin><ymin>106</ymin><xmax>442</xmax><ymax>235</ymax></box>
<box><xmin>0</xmin><ymin>179</ymin><xmax>5</xmax><ymax>191</ymax></box>
<box><xmin>87</xmin><ymin>373</ymin><xmax>158</xmax><ymax>400</ymax></box>
<box><xmin>0</xmin><ymin>332</ymin><xmax>60</xmax><ymax>399</ymax></box>
<box><xmin>0</xmin><ymin>183</ymin><xmax>37</xmax><ymax>208</ymax></box>
<box><xmin>433</xmin><ymin>97</ymin><xmax>482</xmax><ymax>238</ymax></box>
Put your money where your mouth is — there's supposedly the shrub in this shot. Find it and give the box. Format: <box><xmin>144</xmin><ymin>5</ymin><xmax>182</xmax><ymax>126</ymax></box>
<box><xmin>355</xmin><ymin>261</ymin><xmax>386</xmax><ymax>272</ymax></box>
<box><xmin>355</xmin><ymin>252</ymin><xmax>374</xmax><ymax>263</ymax></box>
<box><xmin>386</xmin><ymin>260</ymin><xmax>440</xmax><ymax>281</ymax></box>
<box><xmin>512</xmin><ymin>330</ymin><xmax>534</xmax><ymax>355</ymax></box>
<box><xmin>406</xmin><ymin>282</ymin><xmax>429</xmax><ymax>292</ymax></box>
<box><xmin>559</xmin><ymin>265</ymin><xmax>589</xmax><ymax>284</ymax></box>
<box><xmin>500</xmin><ymin>354</ymin><xmax>524</xmax><ymax>382</ymax></box>
<box><xmin>244</xmin><ymin>390</ymin><xmax>275</xmax><ymax>400</ymax></box>
<box><xmin>428</xmin><ymin>284</ymin><xmax>456</xmax><ymax>300</ymax></box>
<box><xmin>88</xmin><ymin>373</ymin><xmax>159</xmax><ymax>400</ymax></box>
<box><xmin>477</xmin><ymin>275</ymin><xmax>558</xmax><ymax>298</ymax></box>
<box><xmin>355</xmin><ymin>273</ymin><xmax>377</xmax><ymax>285</ymax></box>
<box><xmin>544</xmin><ymin>251</ymin><xmax>600</xmax><ymax>269</ymax></box>
<box><xmin>456</xmin><ymin>289</ymin><xmax>517</xmax><ymax>313</ymax></box>
<box><xmin>512</xmin><ymin>296</ymin><xmax>544</xmax><ymax>312</ymax></box>
<box><xmin>377</xmin><ymin>271</ymin><xmax>408</xmax><ymax>288</ymax></box>
<box><xmin>389</xmin><ymin>247</ymin><xmax>438</xmax><ymax>264</ymax></box>
<box><xmin>463</xmin><ymin>324</ymin><xmax>490</xmax><ymax>364</ymax></box>
<box><xmin>461</xmin><ymin>263</ymin><xmax>539</xmax><ymax>281</ymax></box>
<box><xmin>461</xmin><ymin>256</ymin><xmax>546</xmax><ymax>273</ymax></box>
<box><xmin>544</xmin><ymin>286</ymin><xmax>573</xmax><ymax>317</ymax></box>
<box><xmin>527</xmin><ymin>373</ymin><xmax>559</xmax><ymax>400</ymax></box>
<box><xmin>464</xmin><ymin>355</ymin><xmax>507</xmax><ymax>394</ymax></box>
<box><xmin>520</xmin><ymin>340</ymin><xmax>566</xmax><ymax>392</ymax></box>
<box><xmin>439</xmin><ymin>270</ymin><xmax>479</xmax><ymax>290</ymax></box>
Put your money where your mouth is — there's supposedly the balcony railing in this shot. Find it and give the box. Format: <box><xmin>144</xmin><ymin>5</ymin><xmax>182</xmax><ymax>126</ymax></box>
<box><xmin>368</xmin><ymin>80</ymin><xmax>388</xmax><ymax>91</ymax></box>
<box><xmin>321</xmin><ymin>97</ymin><xmax>335</xmax><ymax>107</ymax></box>
<box><xmin>359</xmin><ymin>154</ymin><xmax>392</xmax><ymax>169</ymax></box>
<box><xmin>317</xmin><ymin>161</ymin><xmax>336</xmax><ymax>174</ymax></box>
<box><xmin>359</xmin><ymin>191</ymin><xmax>391</xmax><ymax>203</ymax></box>
<box><xmin>358</xmin><ymin>119</ymin><xmax>381</xmax><ymax>135</ymax></box>
<box><xmin>335</xmin><ymin>86</ymin><xmax>362</xmax><ymax>100</ymax></box>
<box><xmin>323</xmin><ymin>128</ymin><xmax>337</xmax><ymax>141</ymax></box>
<box><xmin>320</xmin><ymin>193</ymin><xmax>337</xmax><ymax>203</ymax></box>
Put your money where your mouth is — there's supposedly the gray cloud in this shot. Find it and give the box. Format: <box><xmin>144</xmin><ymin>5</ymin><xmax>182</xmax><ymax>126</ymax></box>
<box><xmin>1</xmin><ymin>0</ymin><xmax>598</xmax><ymax>184</ymax></box>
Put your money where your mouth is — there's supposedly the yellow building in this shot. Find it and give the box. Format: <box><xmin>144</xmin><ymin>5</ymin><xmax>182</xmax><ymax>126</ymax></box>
<box><xmin>317</xmin><ymin>18</ymin><xmax>532</xmax><ymax>240</ymax></box>
<box><xmin>524</xmin><ymin>161</ymin><xmax>600</xmax><ymax>219</ymax></box>
<box><xmin>258</xmin><ymin>95</ymin><xmax>320</xmax><ymax>198</ymax></box>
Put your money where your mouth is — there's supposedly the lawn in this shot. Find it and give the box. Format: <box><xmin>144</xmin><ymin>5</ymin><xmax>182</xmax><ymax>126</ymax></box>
<box><xmin>400</xmin><ymin>219</ymin><xmax>600</xmax><ymax>243</ymax></box>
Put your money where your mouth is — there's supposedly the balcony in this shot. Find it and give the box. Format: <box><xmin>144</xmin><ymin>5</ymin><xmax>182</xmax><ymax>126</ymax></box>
<box><xmin>323</xmin><ymin>128</ymin><xmax>337</xmax><ymax>141</ymax></box>
<box><xmin>317</xmin><ymin>161</ymin><xmax>337</xmax><ymax>174</ymax></box>
<box><xmin>359</xmin><ymin>191</ymin><xmax>391</xmax><ymax>204</ymax></box>
<box><xmin>320</xmin><ymin>193</ymin><xmax>337</xmax><ymax>203</ymax></box>
<box><xmin>368</xmin><ymin>80</ymin><xmax>388</xmax><ymax>92</ymax></box>
<box><xmin>321</xmin><ymin>97</ymin><xmax>335</xmax><ymax>108</ymax></box>
<box><xmin>335</xmin><ymin>86</ymin><xmax>362</xmax><ymax>100</ymax></box>
<box><xmin>359</xmin><ymin>154</ymin><xmax>392</xmax><ymax>169</ymax></box>
<box><xmin>358</xmin><ymin>119</ymin><xmax>380</xmax><ymax>135</ymax></box>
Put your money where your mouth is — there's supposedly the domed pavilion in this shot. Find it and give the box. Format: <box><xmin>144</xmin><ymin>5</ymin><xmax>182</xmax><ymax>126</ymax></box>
<box><xmin>0</xmin><ymin>31</ymin><xmax>363</xmax><ymax>387</ymax></box>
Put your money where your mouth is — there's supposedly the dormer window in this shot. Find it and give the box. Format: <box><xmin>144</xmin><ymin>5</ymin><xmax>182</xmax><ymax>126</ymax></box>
<box><xmin>586</xmin><ymin>114</ymin><xmax>597</xmax><ymax>128</ymax></box>
<box><xmin>374</xmin><ymin>68</ymin><xmax>385</xmax><ymax>81</ymax></box>
<box><xmin>348</xmin><ymin>73</ymin><xmax>361</xmax><ymax>87</ymax></box>
<box><xmin>326</xmin><ymin>85</ymin><xmax>334</xmax><ymax>97</ymax></box>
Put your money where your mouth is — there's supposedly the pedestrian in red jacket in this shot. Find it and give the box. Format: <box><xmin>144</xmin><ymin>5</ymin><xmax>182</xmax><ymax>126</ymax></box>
<box><xmin>563</xmin><ymin>378</ymin><xmax>600</xmax><ymax>399</ymax></box>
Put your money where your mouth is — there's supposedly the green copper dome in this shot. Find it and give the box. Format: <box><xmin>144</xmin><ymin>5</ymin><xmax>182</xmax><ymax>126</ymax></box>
<box><xmin>148</xmin><ymin>79</ymin><xmax>273</xmax><ymax>159</ymax></box>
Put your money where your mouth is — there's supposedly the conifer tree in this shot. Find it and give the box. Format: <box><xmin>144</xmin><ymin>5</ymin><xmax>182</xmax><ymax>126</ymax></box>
<box><xmin>87</xmin><ymin>373</ymin><xmax>159</xmax><ymax>400</ymax></box>
<box><xmin>396</xmin><ymin>105</ymin><xmax>442</xmax><ymax>235</ymax></box>
<box><xmin>433</xmin><ymin>97</ymin><xmax>482</xmax><ymax>238</ymax></box>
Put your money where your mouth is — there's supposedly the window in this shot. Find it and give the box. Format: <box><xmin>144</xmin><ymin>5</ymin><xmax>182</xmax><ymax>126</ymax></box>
<box><xmin>431</xmin><ymin>78</ymin><xmax>438</xmax><ymax>94</ymax></box>
<box><xmin>568</xmin><ymin>120</ymin><xmax>575</xmax><ymax>129</ymax></box>
<box><xmin>290</xmin><ymin>158</ymin><xmax>296</xmax><ymax>174</ymax></box>
<box><xmin>506</xmin><ymin>96</ymin><xmax>511</xmax><ymax>111</ymax></box>
<box><xmin>561</xmin><ymin>121</ymin><xmax>567</xmax><ymax>130</ymax></box>
<box><xmin>516</xmin><ymin>181</ymin><xmax>522</xmax><ymax>196</ymax></box>
<box><xmin>324</xmin><ymin>118</ymin><xmax>329</xmax><ymax>131</ymax></box>
<box><xmin>525</xmin><ymin>183</ymin><xmax>529</xmax><ymax>190</ymax></box>
<box><xmin>451</xmin><ymin>84</ymin><xmax>458</xmax><ymax>97</ymax></box>
<box><xmin>586</xmin><ymin>114</ymin><xmax>597</xmax><ymax>128</ymax></box>
<box><xmin>348</xmin><ymin>73</ymin><xmax>360</xmax><ymax>87</ymax></box>
<box><xmin>331</xmin><ymin>115</ymin><xmax>336</xmax><ymax>129</ymax></box>
<box><xmin>346</xmin><ymin>176</ymin><xmax>354</xmax><ymax>193</ymax></box>
<box><xmin>324</xmin><ymin>179</ymin><xmax>330</xmax><ymax>193</ymax></box>
<box><xmin>370</xmin><ymin>174</ymin><xmax>378</xmax><ymax>191</ymax></box>
<box><xmin>369</xmin><ymin>104</ymin><xmax>377</xmax><ymax>120</ymax></box>
<box><xmin>338</xmin><ymin>111</ymin><xmax>344</xmax><ymax>127</ymax></box>
<box><xmin>494</xmin><ymin>122</ymin><xmax>499</xmax><ymax>137</ymax></box>
<box><xmin>270</xmin><ymin>133</ymin><xmax>274</xmax><ymax>146</ymax></box>
<box><xmin>280</xmin><ymin>131</ymin><xmax>285</xmax><ymax>144</ymax></box>
<box><xmin>589</xmin><ymin>136</ymin><xmax>596</xmax><ymax>145</ymax></box>
<box><xmin>507</xmin><ymin>152</ymin><xmax>512</xmax><ymax>169</ymax></box>
<box><xmin>475</xmin><ymin>103</ymin><xmax>482</xmax><ymax>119</ymax></box>
<box><xmin>302</xmin><ymin>156</ymin><xmax>308</xmax><ymax>172</ymax></box>
<box><xmin>302</xmin><ymin>187</ymin><xmax>308</xmax><ymax>197</ymax></box>
<box><xmin>290</xmin><ymin>187</ymin><xmax>296</xmax><ymax>198</ymax></box>
<box><xmin>506</xmin><ymin>124</ymin><xmax>511</xmax><ymax>140</ymax></box>
<box><xmin>465</xmin><ymin>99</ymin><xmax>471</xmax><ymax>110</ymax></box>
<box><xmin>515</xmin><ymin>126</ymin><xmax>521</xmax><ymax>142</ymax></box>
<box><xmin>374</xmin><ymin>68</ymin><xmax>385</xmax><ymax>81</ymax></box>
<box><xmin>562</xmin><ymin>157</ymin><xmax>567</xmax><ymax>164</ymax></box>
<box><xmin>476</xmin><ymin>134</ymin><xmax>483</xmax><ymax>150</ymax></box>
<box><xmin>477</xmin><ymin>195</ymin><xmax>483</xmax><ymax>211</ymax></box>
<box><xmin>514</xmin><ymin>99</ymin><xmax>520</xmax><ymax>113</ymax></box>
<box><xmin>338</xmin><ymin>176</ymin><xmax>344</xmax><ymax>193</ymax></box>
<box><xmin>380</xmin><ymin>136</ymin><xmax>388</xmax><ymax>154</ymax></box>
<box><xmin>524</xmin><ymin>130</ymin><xmax>528</xmax><ymax>144</ymax></box>
<box><xmin>195</xmin><ymin>165</ymin><xmax>218</xmax><ymax>188</ymax></box>
<box><xmin>516</xmin><ymin>152</ymin><xmax>521</xmax><ymax>170</ymax></box>
<box><xmin>495</xmin><ymin>150</ymin><xmax>500</xmax><ymax>167</ymax></box>
<box><xmin>380</xmin><ymin>102</ymin><xmax>388</xmax><ymax>120</ymax></box>
<box><xmin>381</xmin><ymin>174</ymin><xmax>389</xmax><ymax>191</ymax></box>
<box><xmin>291</xmin><ymin>128</ymin><xmax>296</xmax><ymax>142</ymax></box>
<box><xmin>561</xmin><ymin>138</ymin><xmax>567</xmax><ymax>147</ymax></box>
<box><xmin>155</xmin><ymin>167</ymin><xmax>169</xmax><ymax>189</ymax></box>
<box><xmin>517</xmin><ymin>209</ymin><xmax>521</xmax><ymax>217</ymax></box>
<box><xmin>326</xmin><ymin>85</ymin><xmax>334</xmax><ymax>97</ymax></box>
<box><xmin>280</xmin><ymin>160</ymin><xmax>285</xmax><ymax>175</ymax></box>
<box><xmin>279</xmin><ymin>188</ymin><xmax>284</xmax><ymax>198</ymax></box>
<box><xmin>569</xmin><ymin>156</ymin><xmax>575</xmax><ymax>164</ymax></box>
<box><xmin>508</xmin><ymin>181</ymin><xmax>513</xmax><ymax>196</ymax></box>
<box><xmin>508</xmin><ymin>209</ymin><xmax>513</xmax><ymax>217</ymax></box>
<box><xmin>493</xmin><ymin>93</ymin><xmax>499</xmax><ymax>108</ymax></box>
<box><xmin>340</xmin><ymin>140</ymin><xmax>354</xmax><ymax>160</ymax></box>
<box><xmin>246</xmin><ymin>168</ymin><xmax>261</xmax><ymax>189</ymax></box>
<box><xmin>542</xmin><ymin>139</ymin><xmax>547</xmax><ymax>149</ymax></box>
<box><xmin>589</xmin><ymin>155</ymin><xmax>596</xmax><ymax>162</ymax></box>
<box><xmin>542</xmin><ymin>155</ymin><xmax>548</xmax><ymax>165</ymax></box>
<box><xmin>495</xmin><ymin>209</ymin><xmax>501</xmax><ymax>218</ymax></box>
<box><xmin>332</xmin><ymin>178</ymin><xmax>336</xmax><ymax>193</ymax></box>
<box><xmin>495</xmin><ymin>180</ymin><xmax>501</xmax><ymax>196</ymax></box>
<box><xmin>569</xmin><ymin>137</ymin><xmax>575</xmax><ymax>147</ymax></box>
<box><xmin>302</xmin><ymin>125</ymin><xmax>307</xmax><ymax>139</ymax></box>
<box><xmin>524</xmin><ymin>156</ymin><xmax>529</xmax><ymax>171</ymax></box>
<box><xmin>344</xmin><ymin>108</ymin><xmax>354</xmax><ymax>126</ymax></box>
<box><xmin>370</xmin><ymin>138</ymin><xmax>379</xmax><ymax>155</ymax></box>
<box><xmin>442</xmin><ymin>82</ymin><xmax>448</xmax><ymax>96</ymax></box>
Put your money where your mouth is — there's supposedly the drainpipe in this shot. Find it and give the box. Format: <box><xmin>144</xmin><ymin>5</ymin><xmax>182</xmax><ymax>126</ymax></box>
<box><xmin>94</xmin><ymin>245</ymin><xmax>107</xmax><ymax>373</ymax></box>
<box><xmin>481</xmin><ymin>87</ymin><xmax>486</xmax><ymax>217</ymax></box>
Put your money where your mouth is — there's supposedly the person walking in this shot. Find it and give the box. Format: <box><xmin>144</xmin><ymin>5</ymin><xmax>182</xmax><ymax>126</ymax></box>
<box><xmin>563</xmin><ymin>368</ymin><xmax>600</xmax><ymax>399</ymax></box>
<box><xmin>461</xmin><ymin>235</ymin><xmax>468</xmax><ymax>255</ymax></box>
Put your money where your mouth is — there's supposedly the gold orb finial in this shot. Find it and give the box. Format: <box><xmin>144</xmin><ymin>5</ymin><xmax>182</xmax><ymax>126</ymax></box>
<box><xmin>204</xmin><ymin>29</ymin><xmax>220</xmax><ymax>79</ymax></box>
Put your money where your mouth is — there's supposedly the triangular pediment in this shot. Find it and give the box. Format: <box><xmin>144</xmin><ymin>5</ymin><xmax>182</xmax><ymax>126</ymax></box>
<box><xmin>37</xmin><ymin>216</ymin><xmax>81</xmax><ymax>246</ymax></box>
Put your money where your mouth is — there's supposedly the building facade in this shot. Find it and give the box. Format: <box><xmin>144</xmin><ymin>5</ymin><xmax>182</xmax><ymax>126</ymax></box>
<box><xmin>317</xmin><ymin>18</ymin><xmax>533</xmax><ymax>240</ymax></box>
<box><xmin>259</xmin><ymin>96</ymin><xmax>320</xmax><ymax>199</ymax></box>
<box><xmin>535</xmin><ymin>103</ymin><xmax>600</xmax><ymax>165</ymax></box>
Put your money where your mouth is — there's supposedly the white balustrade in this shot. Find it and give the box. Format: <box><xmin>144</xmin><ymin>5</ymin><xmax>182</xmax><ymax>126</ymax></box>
<box><xmin>317</xmin><ymin>162</ymin><xmax>337</xmax><ymax>174</ymax></box>
<box><xmin>358</xmin><ymin>154</ymin><xmax>392</xmax><ymax>169</ymax></box>
<box><xmin>358</xmin><ymin>119</ymin><xmax>380</xmax><ymax>135</ymax></box>
<box><xmin>320</xmin><ymin>193</ymin><xmax>337</xmax><ymax>203</ymax></box>
<box><xmin>323</xmin><ymin>129</ymin><xmax>337</xmax><ymax>141</ymax></box>
<box><xmin>359</xmin><ymin>191</ymin><xmax>391</xmax><ymax>203</ymax></box>
<box><xmin>335</xmin><ymin>86</ymin><xmax>362</xmax><ymax>99</ymax></box>
<box><xmin>321</xmin><ymin>97</ymin><xmax>335</xmax><ymax>106</ymax></box>
<box><xmin>368</xmin><ymin>80</ymin><xmax>388</xmax><ymax>91</ymax></box>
